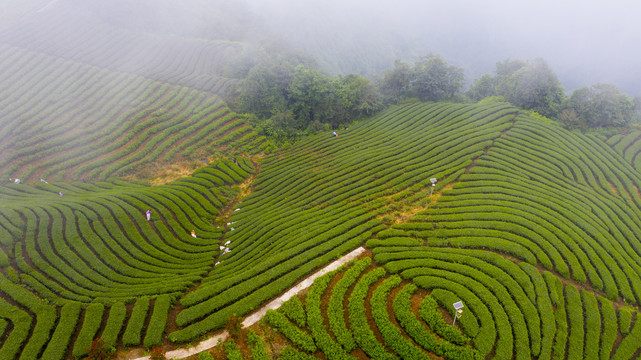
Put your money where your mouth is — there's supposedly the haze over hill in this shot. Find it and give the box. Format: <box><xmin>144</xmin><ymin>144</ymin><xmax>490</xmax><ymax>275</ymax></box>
<box><xmin>3</xmin><ymin>0</ymin><xmax>639</xmax><ymax>95</ymax></box>
<box><xmin>246</xmin><ymin>0</ymin><xmax>641</xmax><ymax>95</ymax></box>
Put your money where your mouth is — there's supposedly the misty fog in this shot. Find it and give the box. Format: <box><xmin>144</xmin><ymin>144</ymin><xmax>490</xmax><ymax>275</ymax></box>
<box><xmin>246</xmin><ymin>0</ymin><xmax>641</xmax><ymax>95</ymax></box>
<box><xmin>1</xmin><ymin>0</ymin><xmax>640</xmax><ymax>95</ymax></box>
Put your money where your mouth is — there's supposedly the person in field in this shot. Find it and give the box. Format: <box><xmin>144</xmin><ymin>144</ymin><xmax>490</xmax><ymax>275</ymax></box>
<box><xmin>332</xmin><ymin>131</ymin><xmax>338</xmax><ymax>137</ymax></box>
<box><xmin>146</xmin><ymin>209</ymin><xmax>151</xmax><ymax>221</ymax></box>
<box><xmin>58</xmin><ymin>192</ymin><xmax>63</xmax><ymax>197</ymax></box>
<box><xmin>191</xmin><ymin>230</ymin><xmax>197</xmax><ymax>238</ymax></box>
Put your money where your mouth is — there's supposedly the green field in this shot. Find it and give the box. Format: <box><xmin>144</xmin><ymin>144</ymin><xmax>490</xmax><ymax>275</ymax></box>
<box><xmin>2</xmin><ymin>99</ymin><xmax>641</xmax><ymax>359</ymax></box>
<box><xmin>0</xmin><ymin>43</ymin><xmax>272</xmax><ymax>183</ymax></box>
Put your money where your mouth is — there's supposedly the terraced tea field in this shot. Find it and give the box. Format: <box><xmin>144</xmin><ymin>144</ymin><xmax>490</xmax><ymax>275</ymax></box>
<box><xmin>0</xmin><ymin>44</ymin><xmax>272</xmax><ymax>183</ymax></box>
<box><xmin>2</xmin><ymin>101</ymin><xmax>641</xmax><ymax>359</ymax></box>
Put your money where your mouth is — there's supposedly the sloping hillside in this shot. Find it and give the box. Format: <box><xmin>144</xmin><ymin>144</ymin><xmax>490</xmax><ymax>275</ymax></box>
<box><xmin>0</xmin><ymin>0</ymin><xmax>248</xmax><ymax>94</ymax></box>
<box><xmin>2</xmin><ymin>101</ymin><xmax>641</xmax><ymax>359</ymax></box>
<box><xmin>0</xmin><ymin>44</ymin><xmax>272</xmax><ymax>183</ymax></box>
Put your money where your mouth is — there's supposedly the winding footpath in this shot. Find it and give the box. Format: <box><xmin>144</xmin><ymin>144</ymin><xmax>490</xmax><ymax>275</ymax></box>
<box><xmin>130</xmin><ymin>246</ymin><xmax>367</xmax><ymax>360</ymax></box>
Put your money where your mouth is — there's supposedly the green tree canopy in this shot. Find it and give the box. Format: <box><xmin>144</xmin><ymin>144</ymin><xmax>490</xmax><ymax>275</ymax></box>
<box><xmin>238</xmin><ymin>57</ymin><xmax>382</xmax><ymax>143</ymax></box>
<box><xmin>468</xmin><ymin>58</ymin><xmax>565</xmax><ymax>118</ymax></box>
<box><xmin>561</xmin><ymin>83</ymin><xmax>634</xmax><ymax>129</ymax></box>
<box><xmin>379</xmin><ymin>55</ymin><xmax>464</xmax><ymax>103</ymax></box>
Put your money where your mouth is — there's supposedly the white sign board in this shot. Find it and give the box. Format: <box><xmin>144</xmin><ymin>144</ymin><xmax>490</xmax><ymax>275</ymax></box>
<box><xmin>430</xmin><ymin>178</ymin><xmax>438</xmax><ymax>184</ymax></box>
<box><xmin>453</xmin><ymin>301</ymin><xmax>464</xmax><ymax>310</ymax></box>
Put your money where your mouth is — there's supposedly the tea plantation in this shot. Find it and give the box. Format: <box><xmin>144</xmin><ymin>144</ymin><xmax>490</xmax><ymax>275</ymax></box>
<box><xmin>2</xmin><ymin>101</ymin><xmax>641</xmax><ymax>359</ymax></box>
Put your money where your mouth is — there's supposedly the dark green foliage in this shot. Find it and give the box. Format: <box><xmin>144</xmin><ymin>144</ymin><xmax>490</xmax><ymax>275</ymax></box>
<box><xmin>279</xmin><ymin>296</ymin><xmax>306</xmax><ymax>327</ymax></box>
<box><xmin>581</xmin><ymin>291</ymin><xmax>600</xmax><ymax>360</ymax></box>
<box><xmin>564</xmin><ymin>285</ymin><xmax>583</xmax><ymax>360</ymax></box>
<box><xmin>279</xmin><ymin>346</ymin><xmax>318</xmax><ymax>360</ymax></box>
<box><xmin>394</xmin><ymin>284</ymin><xmax>480</xmax><ymax>360</ymax></box>
<box><xmin>599</xmin><ymin>296</ymin><xmax>618</xmax><ymax>360</ymax></box>
<box><xmin>122</xmin><ymin>297</ymin><xmax>150</xmax><ymax>347</ymax></box>
<box><xmin>223</xmin><ymin>340</ymin><xmax>242</xmax><ymax>360</ymax></box>
<box><xmin>73</xmin><ymin>303</ymin><xmax>105</xmax><ymax>359</ymax></box>
<box><xmin>3</xmin><ymin>96</ymin><xmax>641</xmax><ymax>360</ymax></box>
<box><xmin>265</xmin><ymin>310</ymin><xmax>316</xmax><ymax>353</ymax></box>
<box><xmin>143</xmin><ymin>295</ymin><xmax>172</xmax><ymax>348</ymax></box>
<box><xmin>562</xmin><ymin>83</ymin><xmax>635</xmax><ymax>129</ymax></box>
<box><xmin>618</xmin><ymin>308</ymin><xmax>633</xmax><ymax>335</ymax></box>
<box><xmin>247</xmin><ymin>329</ymin><xmax>269</xmax><ymax>360</ymax></box>
<box><xmin>371</xmin><ymin>275</ymin><xmax>430</xmax><ymax>359</ymax></box>
<box><xmin>348</xmin><ymin>267</ymin><xmax>397</xmax><ymax>359</ymax></box>
<box><xmin>102</xmin><ymin>302</ymin><xmax>127</xmax><ymax>349</ymax></box>
<box><xmin>419</xmin><ymin>295</ymin><xmax>468</xmax><ymax>345</ymax></box>
<box><xmin>328</xmin><ymin>257</ymin><xmax>371</xmax><ymax>352</ymax></box>
<box><xmin>306</xmin><ymin>268</ymin><xmax>355</xmax><ymax>360</ymax></box>
<box><xmin>380</xmin><ymin>55</ymin><xmax>464</xmax><ymax>103</ymax></box>
<box><xmin>468</xmin><ymin>58</ymin><xmax>564</xmax><ymax>118</ymax></box>
<box><xmin>240</xmin><ymin>59</ymin><xmax>382</xmax><ymax>140</ymax></box>
<box><xmin>0</xmin><ymin>247</ymin><xmax>8</xmax><ymax>267</ymax></box>
<box><xmin>198</xmin><ymin>351</ymin><xmax>215</xmax><ymax>360</ymax></box>
<box><xmin>611</xmin><ymin>314</ymin><xmax>641</xmax><ymax>360</ymax></box>
<box><xmin>41</xmin><ymin>301</ymin><xmax>83</xmax><ymax>360</ymax></box>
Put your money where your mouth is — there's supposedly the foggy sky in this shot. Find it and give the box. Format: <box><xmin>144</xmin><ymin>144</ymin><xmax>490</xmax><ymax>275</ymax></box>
<box><xmin>247</xmin><ymin>0</ymin><xmax>641</xmax><ymax>95</ymax></box>
<box><xmin>2</xmin><ymin>0</ymin><xmax>639</xmax><ymax>95</ymax></box>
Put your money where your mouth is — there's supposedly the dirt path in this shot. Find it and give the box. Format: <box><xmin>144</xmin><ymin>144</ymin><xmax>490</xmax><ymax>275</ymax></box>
<box><xmin>129</xmin><ymin>246</ymin><xmax>367</xmax><ymax>360</ymax></box>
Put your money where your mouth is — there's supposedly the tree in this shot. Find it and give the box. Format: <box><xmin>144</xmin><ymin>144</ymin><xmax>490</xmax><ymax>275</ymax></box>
<box><xmin>634</xmin><ymin>95</ymin><xmax>641</xmax><ymax>123</ymax></box>
<box><xmin>469</xmin><ymin>58</ymin><xmax>565</xmax><ymax>118</ymax></box>
<box><xmin>238</xmin><ymin>58</ymin><xmax>295</xmax><ymax>119</ymax></box>
<box><xmin>411</xmin><ymin>55</ymin><xmax>465</xmax><ymax>102</ymax></box>
<box><xmin>495</xmin><ymin>58</ymin><xmax>565</xmax><ymax>118</ymax></box>
<box><xmin>558</xmin><ymin>108</ymin><xmax>581</xmax><ymax>130</ymax></box>
<box><xmin>564</xmin><ymin>83</ymin><xmax>634</xmax><ymax>128</ymax></box>
<box><xmin>335</xmin><ymin>74</ymin><xmax>382</xmax><ymax>119</ymax></box>
<box><xmin>289</xmin><ymin>65</ymin><xmax>332</xmax><ymax>127</ymax></box>
<box><xmin>467</xmin><ymin>74</ymin><xmax>496</xmax><ymax>102</ymax></box>
<box><xmin>378</xmin><ymin>55</ymin><xmax>464</xmax><ymax>103</ymax></box>
<box><xmin>379</xmin><ymin>60</ymin><xmax>413</xmax><ymax>103</ymax></box>
<box><xmin>495</xmin><ymin>59</ymin><xmax>527</xmax><ymax>78</ymax></box>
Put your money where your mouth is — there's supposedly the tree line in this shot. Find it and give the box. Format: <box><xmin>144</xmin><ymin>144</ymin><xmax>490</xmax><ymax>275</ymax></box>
<box><xmin>467</xmin><ymin>59</ymin><xmax>641</xmax><ymax>130</ymax></box>
<box><xmin>233</xmin><ymin>52</ymin><xmax>641</xmax><ymax>144</ymax></box>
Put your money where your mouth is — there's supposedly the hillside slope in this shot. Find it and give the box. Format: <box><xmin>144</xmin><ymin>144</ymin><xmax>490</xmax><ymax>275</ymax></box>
<box><xmin>0</xmin><ymin>0</ymin><xmax>248</xmax><ymax>94</ymax></box>
<box><xmin>2</xmin><ymin>101</ymin><xmax>641</xmax><ymax>359</ymax></box>
<box><xmin>173</xmin><ymin>101</ymin><xmax>641</xmax><ymax>357</ymax></box>
<box><xmin>0</xmin><ymin>44</ymin><xmax>272</xmax><ymax>183</ymax></box>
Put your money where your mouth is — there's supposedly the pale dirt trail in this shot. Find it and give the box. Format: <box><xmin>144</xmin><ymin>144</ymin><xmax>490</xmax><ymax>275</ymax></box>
<box><xmin>130</xmin><ymin>246</ymin><xmax>366</xmax><ymax>360</ymax></box>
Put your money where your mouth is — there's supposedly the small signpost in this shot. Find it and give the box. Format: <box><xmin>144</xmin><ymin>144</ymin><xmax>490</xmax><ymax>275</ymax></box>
<box><xmin>452</xmin><ymin>301</ymin><xmax>464</xmax><ymax>326</ymax></box>
<box><xmin>430</xmin><ymin>178</ymin><xmax>437</xmax><ymax>196</ymax></box>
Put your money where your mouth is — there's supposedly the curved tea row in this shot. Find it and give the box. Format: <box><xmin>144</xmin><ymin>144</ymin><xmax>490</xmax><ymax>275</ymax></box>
<box><xmin>265</xmin><ymin>254</ymin><xmax>641</xmax><ymax>360</ymax></box>
<box><xmin>171</xmin><ymin>102</ymin><xmax>520</xmax><ymax>341</ymax></box>
<box><xmin>0</xmin><ymin>158</ymin><xmax>254</xmax><ymax>359</ymax></box>
<box><xmin>0</xmin><ymin>44</ymin><xmax>271</xmax><ymax>182</ymax></box>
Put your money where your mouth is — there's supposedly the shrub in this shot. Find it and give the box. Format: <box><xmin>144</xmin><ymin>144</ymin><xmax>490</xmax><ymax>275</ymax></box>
<box><xmin>149</xmin><ymin>347</ymin><xmax>166</xmax><ymax>360</ymax></box>
<box><xmin>87</xmin><ymin>338</ymin><xmax>109</xmax><ymax>360</ymax></box>
<box><xmin>247</xmin><ymin>329</ymin><xmax>269</xmax><ymax>360</ymax></box>
<box><xmin>0</xmin><ymin>248</ymin><xmax>9</xmax><ymax>268</ymax></box>
<box><xmin>73</xmin><ymin>303</ymin><xmax>106</xmax><ymax>359</ymax></box>
<box><xmin>198</xmin><ymin>351</ymin><xmax>214</xmax><ymax>360</ymax></box>
<box><xmin>279</xmin><ymin>296</ymin><xmax>306</xmax><ymax>327</ymax></box>
<box><xmin>225</xmin><ymin>315</ymin><xmax>243</xmax><ymax>339</ymax></box>
<box><xmin>223</xmin><ymin>340</ymin><xmax>242</xmax><ymax>360</ymax></box>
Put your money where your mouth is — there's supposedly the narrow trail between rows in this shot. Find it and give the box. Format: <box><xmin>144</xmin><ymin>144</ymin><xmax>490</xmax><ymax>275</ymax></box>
<box><xmin>126</xmin><ymin>247</ymin><xmax>367</xmax><ymax>360</ymax></box>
